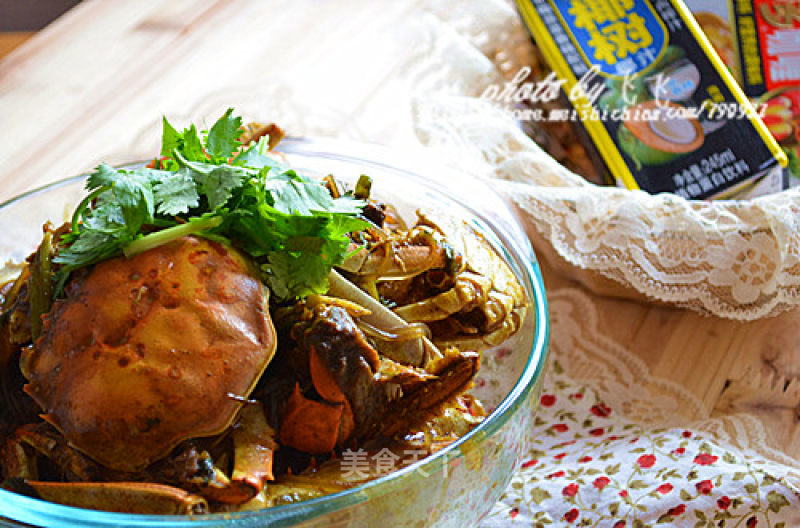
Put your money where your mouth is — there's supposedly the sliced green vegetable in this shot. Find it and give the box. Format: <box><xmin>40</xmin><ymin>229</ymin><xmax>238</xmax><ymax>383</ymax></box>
<box><xmin>29</xmin><ymin>229</ymin><xmax>55</xmax><ymax>339</ymax></box>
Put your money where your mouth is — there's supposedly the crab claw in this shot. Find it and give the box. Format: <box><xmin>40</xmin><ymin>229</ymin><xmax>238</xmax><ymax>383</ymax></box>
<box><xmin>25</xmin><ymin>481</ymin><xmax>208</xmax><ymax>514</ymax></box>
<box><xmin>175</xmin><ymin>403</ymin><xmax>278</xmax><ymax>505</ymax></box>
<box><xmin>3</xmin><ymin>424</ymin><xmax>100</xmax><ymax>482</ymax></box>
<box><xmin>1</xmin><ymin>431</ymin><xmax>36</xmax><ymax>481</ymax></box>
<box><xmin>379</xmin><ymin>349</ymin><xmax>479</xmax><ymax>438</ymax></box>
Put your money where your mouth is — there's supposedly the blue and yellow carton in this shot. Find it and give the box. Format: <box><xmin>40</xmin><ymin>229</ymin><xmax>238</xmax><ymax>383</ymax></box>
<box><xmin>515</xmin><ymin>0</ymin><xmax>787</xmax><ymax>199</ymax></box>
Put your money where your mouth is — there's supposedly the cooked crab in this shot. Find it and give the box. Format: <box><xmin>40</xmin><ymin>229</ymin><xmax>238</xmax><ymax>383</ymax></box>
<box><xmin>2</xmin><ymin>235</ymin><xmax>279</xmax><ymax>512</ymax></box>
<box><xmin>0</xmin><ymin>187</ymin><xmax>526</xmax><ymax>515</ymax></box>
<box><xmin>22</xmin><ymin>235</ymin><xmax>277</xmax><ymax>473</ymax></box>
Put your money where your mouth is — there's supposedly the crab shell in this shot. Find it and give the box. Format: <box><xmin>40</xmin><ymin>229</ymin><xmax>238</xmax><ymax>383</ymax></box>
<box><xmin>20</xmin><ymin>236</ymin><xmax>277</xmax><ymax>473</ymax></box>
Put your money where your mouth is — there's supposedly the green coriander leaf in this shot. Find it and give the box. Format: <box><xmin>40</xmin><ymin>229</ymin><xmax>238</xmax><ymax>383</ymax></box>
<box><xmin>267</xmin><ymin>178</ymin><xmax>312</xmax><ymax>215</ymax></box>
<box><xmin>263</xmin><ymin>169</ymin><xmax>364</xmax><ymax>217</ymax></box>
<box><xmin>174</xmin><ymin>150</ymin><xmax>255</xmax><ymax>177</ymax></box>
<box><xmin>111</xmin><ymin>169</ymin><xmax>156</xmax><ymax>230</ymax></box>
<box><xmin>199</xmin><ymin>166</ymin><xmax>247</xmax><ymax>209</ymax></box>
<box><xmin>297</xmin><ymin>175</ymin><xmax>339</xmax><ymax>209</ymax></box>
<box><xmin>261</xmin><ymin>253</ymin><xmax>291</xmax><ymax>300</ymax></box>
<box><xmin>53</xmin><ymin>229</ymin><xmax>123</xmax><ymax>272</ymax></box>
<box><xmin>205</xmin><ymin>108</ymin><xmax>242</xmax><ymax>161</ymax></box>
<box><xmin>174</xmin><ymin>152</ymin><xmax>249</xmax><ymax>209</ymax></box>
<box><xmin>173</xmin><ymin>151</ymin><xmax>216</xmax><ymax>175</ymax></box>
<box><xmin>303</xmin><ymin>183</ymin><xmax>364</xmax><ymax>214</ymax></box>
<box><xmin>329</xmin><ymin>195</ymin><xmax>368</xmax><ymax>214</ymax></box>
<box><xmin>182</xmin><ymin>124</ymin><xmax>206</xmax><ymax>162</ymax></box>
<box><xmin>325</xmin><ymin>214</ymin><xmax>371</xmax><ymax>241</ymax></box>
<box><xmin>160</xmin><ymin>116</ymin><xmax>182</xmax><ymax>158</ymax></box>
<box><xmin>153</xmin><ymin>170</ymin><xmax>200</xmax><ymax>215</ymax></box>
<box><xmin>86</xmin><ymin>163</ymin><xmax>119</xmax><ymax>191</ymax></box>
<box><xmin>232</xmin><ymin>142</ymin><xmax>284</xmax><ymax>170</ymax></box>
<box><xmin>264</xmin><ymin>169</ymin><xmax>328</xmax><ymax>215</ymax></box>
<box><xmin>82</xmin><ymin>203</ymin><xmax>125</xmax><ymax>233</ymax></box>
<box><xmin>284</xmin><ymin>235</ymin><xmax>325</xmax><ymax>253</ymax></box>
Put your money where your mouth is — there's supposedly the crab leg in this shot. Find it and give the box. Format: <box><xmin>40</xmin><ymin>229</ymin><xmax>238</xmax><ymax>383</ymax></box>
<box><xmin>1</xmin><ymin>433</ymin><xmax>36</xmax><ymax>481</ymax></box>
<box><xmin>9</xmin><ymin>424</ymin><xmax>99</xmax><ymax>481</ymax></box>
<box><xmin>26</xmin><ymin>481</ymin><xmax>208</xmax><ymax>514</ymax></box>
<box><xmin>379</xmin><ymin>350</ymin><xmax>480</xmax><ymax>438</ymax></box>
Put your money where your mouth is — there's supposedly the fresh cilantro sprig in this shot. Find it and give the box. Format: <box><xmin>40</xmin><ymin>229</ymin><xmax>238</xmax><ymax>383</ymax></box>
<box><xmin>53</xmin><ymin>109</ymin><xmax>368</xmax><ymax>300</ymax></box>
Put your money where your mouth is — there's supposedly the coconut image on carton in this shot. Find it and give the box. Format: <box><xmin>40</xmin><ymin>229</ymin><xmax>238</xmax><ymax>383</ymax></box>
<box><xmin>610</xmin><ymin>54</ymin><xmax>713</xmax><ymax>168</ymax></box>
<box><xmin>618</xmin><ymin>100</ymin><xmax>705</xmax><ymax>167</ymax></box>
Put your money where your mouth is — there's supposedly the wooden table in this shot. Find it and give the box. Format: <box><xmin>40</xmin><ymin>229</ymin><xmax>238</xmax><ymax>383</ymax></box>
<box><xmin>0</xmin><ymin>33</ymin><xmax>32</xmax><ymax>58</ymax></box>
<box><xmin>1</xmin><ymin>0</ymin><xmax>798</xmax><ymax>460</ymax></box>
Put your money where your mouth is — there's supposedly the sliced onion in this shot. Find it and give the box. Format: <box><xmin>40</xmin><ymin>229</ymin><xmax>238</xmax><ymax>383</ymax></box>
<box><xmin>357</xmin><ymin>321</ymin><xmax>431</xmax><ymax>343</ymax></box>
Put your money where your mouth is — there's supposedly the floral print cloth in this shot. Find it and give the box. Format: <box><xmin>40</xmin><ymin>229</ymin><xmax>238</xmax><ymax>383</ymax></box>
<box><xmin>480</xmin><ymin>289</ymin><xmax>800</xmax><ymax>527</ymax></box>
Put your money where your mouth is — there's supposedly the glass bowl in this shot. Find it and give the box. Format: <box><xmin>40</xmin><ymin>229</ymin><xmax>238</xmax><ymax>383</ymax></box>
<box><xmin>0</xmin><ymin>137</ymin><xmax>549</xmax><ymax>528</ymax></box>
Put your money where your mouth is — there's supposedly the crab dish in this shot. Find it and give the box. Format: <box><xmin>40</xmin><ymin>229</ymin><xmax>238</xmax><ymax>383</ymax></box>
<box><xmin>0</xmin><ymin>110</ymin><xmax>528</xmax><ymax>514</ymax></box>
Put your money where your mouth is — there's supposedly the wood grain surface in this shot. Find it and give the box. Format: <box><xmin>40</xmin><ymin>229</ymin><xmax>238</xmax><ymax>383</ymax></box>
<box><xmin>0</xmin><ymin>33</ymin><xmax>33</xmax><ymax>58</ymax></box>
<box><xmin>1</xmin><ymin>0</ymin><xmax>798</xmax><ymax>461</ymax></box>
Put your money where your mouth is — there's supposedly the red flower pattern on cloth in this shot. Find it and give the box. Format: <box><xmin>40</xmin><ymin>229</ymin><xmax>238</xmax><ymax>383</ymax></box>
<box><xmin>540</xmin><ymin>394</ymin><xmax>556</xmax><ymax>407</ymax></box>
<box><xmin>636</xmin><ymin>454</ymin><xmax>656</xmax><ymax>469</ymax></box>
<box><xmin>655</xmin><ymin>483</ymin><xmax>673</xmax><ymax>494</ymax></box>
<box><xmin>667</xmin><ymin>504</ymin><xmax>686</xmax><ymax>516</ymax></box>
<box><xmin>481</xmin><ymin>359</ymin><xmax>800</xmax><ymax>528</ymax></box>
<box><xmin>590</xmin><ymin>403</ymin><xmax>612</xmax><ymax>417</ymax></box>
<box><xmin>694</xmin><ymin>453</ymin><xmax>719</xmax><ymax>465</ymax></box>
<box><xmin>562</xmin><ymin>483</ymin><xmax>579</xmax><ymax>497</ymax></box>
<box><xmin>593</xmin><ymin>476</ymin><xmax>611</xmax><ymax>490</ymax></box>
<box><xmin>696</xmin><ymin>479</ymin><xmax>714</xmax><ymax>495</ymax></box>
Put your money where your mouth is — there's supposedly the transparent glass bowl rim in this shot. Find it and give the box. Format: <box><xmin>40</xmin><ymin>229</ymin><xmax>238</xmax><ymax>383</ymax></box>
<box><xmin>0</xmin><ymin>136</ymin><xmax>550</xmax><ymax>528</ymax></box>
